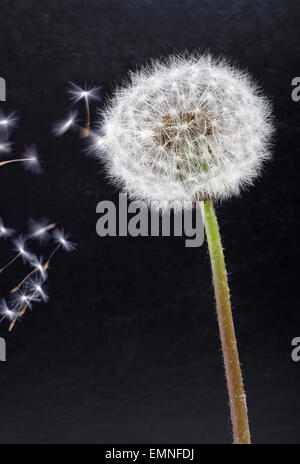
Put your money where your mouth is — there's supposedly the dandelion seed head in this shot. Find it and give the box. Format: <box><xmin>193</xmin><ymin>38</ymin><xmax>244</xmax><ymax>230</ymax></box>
<box><xmin>97</xmin><ymin>53</ymin><xmax>274</xmax><ymax>207</ymax></box>
<box><xmin>30</xmin><ymin>255</ymin><xmax>47</xmax><ymax>279</ymax></box>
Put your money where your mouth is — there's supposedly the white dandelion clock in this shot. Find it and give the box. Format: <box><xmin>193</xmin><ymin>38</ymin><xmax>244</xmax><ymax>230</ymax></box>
<box><xmin>97</xmin><ymin>54</ymin><xmax>273</xmax><ymax>209</ymax></box>
<box><xmin>96</xmin><ymin>53</ymin><xmax>275</xmax><ymax>444</ymax></box>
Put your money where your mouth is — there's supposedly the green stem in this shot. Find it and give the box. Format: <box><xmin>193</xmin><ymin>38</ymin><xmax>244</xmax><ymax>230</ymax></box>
<box><xmin>203</xmin><ymin>200</ymin><xmax>251</xmax><ymax>444</ymax></box>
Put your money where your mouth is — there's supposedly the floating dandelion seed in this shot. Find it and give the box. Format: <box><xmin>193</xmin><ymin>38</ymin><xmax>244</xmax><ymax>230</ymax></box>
<box><xmin>52</xmin><ymin>228</ymin><xmax>76</xmax><ymax>252</ymax></box>
<box><xmin>0</xmin><ymin>299</ymin><xmax>16</xmax><ymax>323</ymax></box>
<box><xmin>0</xmin><ymin>111</ymin><xmax>18</xmax><ymax>159</ymax></box>
<box><xmin>0</xmin><ymin>217</ymin><xmax>15</xmax><ymax>239</ymax></box>
<box><xmin>0</xmin><ymin>145</ymin><xmax>43</xmax><ymax>173</ymax></box>
<box><xmin>22</xmin><ymin>145</ymin><xmax>43</xmax><ymax>174</ymax></box>
<box><xmin>43</xmin><ymin>228</ymin><xmax>76</xmax><ymax>270</ymax></box>
<box><xmin>27</xmin><ymin>276</ymin><xmax>49</xmax><ymax>303</ymax></box>
<box><xmin>11</xmin><ymin>255</ymin><xmax>47</xmax><ymax>294</ymax></box>
<box><xmin>53</xmin><ymin>82</ymin><xmax>102</xmax><ymax>141</ymax></box>
<box><xmin>0</xmin><ymin>110</ymin><xmax>18</xmax><ymax>131</ymax></box>
<box><xmin>9</xmin><ymin>277</ymin><xmax>48</xmax><ymax>330</ymax></box>
<box><xmin>27</xmin><ymin>217</ymin><xmax>56</xmax><ymax>244</ymax></box>
<box><xmin>13</xmin><ymin>236</ymin><xmax>33</xmax><ymax>263</ymax></box>
<box><xmin>0</xmin><ymin>216</ymin><xmax>76</xmax><ymax>330</ymax></box>
<box><xmin>97</xmin><ymin>53</ymin><xmax>274</xmax><ymax>444</ymax></box>
<box><xmin>0</xmin><ymin>142</ymin><xmax>12</xmax><ymax>155</ymax></box>
<box><xmin>0</xmin><ymin>235</ymin><xmax>32</xmax><ymax>274</ymax></box>
<box><xmin>68</xmin><ymin>82</ymin><xmax>102</xmax><ymax>104</ymax></box>
<box><xmin>32</xmin><ymin>256</ymin><xmax>47</xmax><ymax>277</ymax></box>
<box><xmin>10</xmin><ymin>218</ymin><xmax>55</xmax><ymax>293</ymax></box>
<box><xmin>52</xmin><ymin>110</ymin><xmax>78</xmax><ymax>137</ymax></box>
<box><xmin>11</xmin><ymin>291</ymin><xmax>33</xmax><ymax>312</ymax></box>
<box><xmin>68</xmin><ymin>82</ymin><xmax>102</xmax><ymax>138</ymax></box>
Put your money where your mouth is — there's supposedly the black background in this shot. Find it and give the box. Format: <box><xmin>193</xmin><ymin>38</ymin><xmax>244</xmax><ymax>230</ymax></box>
<box><xmin>0</xmin><ymin>0</ymin><xmax>299</xmax><ymax>444</ymax></box>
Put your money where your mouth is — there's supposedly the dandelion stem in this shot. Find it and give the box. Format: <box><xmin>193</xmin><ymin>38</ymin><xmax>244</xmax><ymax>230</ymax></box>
<box><xmin>0</xmin><ymin>157</ymin><xmax>35</xmax><ymax>168</ymax></box>
<box><xmin>43</xmin><ymin>242</ymin><xmax>62</xmax><ymax>270</ymax></box>
<box><xmin>10</xmin><ymin>223</ymin><xmax>56</xmax><ymax>292</ymax></box>
<box><xmin>11</xmin><ymin>267</ymin><xmax>37</xmax><ymax>293</ymax></box>
<box><xmin>203</xmin><ymin>200</ymin><xmax>251</xmax><ymax>444</ymax></box>
<box><xmin>9</xmin><ymin>290</ymin><xmax>37</xmax><ymax>331</ymax></box>
<box><xmin>38</xmin><ymin>223</ymin><xmax>56</xmax><ymax>235</ymax></box>
<box><xmin>8</xmin><ymin>314</ymin><xmax>18</xmax><ymax>331</ymax></box>
<box><xmin>9</xmin><ymin>318</ymin><xmax>16</xmax><ymax>332</ymax></box>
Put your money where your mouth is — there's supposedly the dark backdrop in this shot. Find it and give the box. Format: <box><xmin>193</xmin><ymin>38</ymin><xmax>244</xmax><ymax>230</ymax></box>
<box><xmin>0</xmin><ymin>0</ymin><xmax>299</xmax><ymax>444</ymax></box>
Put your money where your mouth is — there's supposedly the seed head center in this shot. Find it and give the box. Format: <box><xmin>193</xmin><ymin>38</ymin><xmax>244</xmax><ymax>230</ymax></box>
<box><xmin>153</xmin><ymin>111</ymin><xmax>214</xmax><ymax>151</ymax></box>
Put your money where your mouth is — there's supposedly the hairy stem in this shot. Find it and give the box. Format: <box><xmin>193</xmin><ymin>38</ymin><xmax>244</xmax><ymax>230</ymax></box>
<box><xmin>203</xmin><ymin>200</ymin><xmax>250</xmax><ymax>444</ymax></box>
